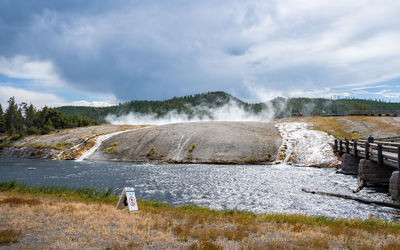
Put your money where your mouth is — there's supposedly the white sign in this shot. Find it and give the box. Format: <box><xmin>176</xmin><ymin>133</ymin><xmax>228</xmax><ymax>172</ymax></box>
<box><xmin>126</xmin><ymin>191</ymin><xmax>138</xmax><ymax>211</ymax></box>
<box><xmin>116</xmin><ymin>187</ymin><xmax>139</xmax><ymax>211</ymax></box>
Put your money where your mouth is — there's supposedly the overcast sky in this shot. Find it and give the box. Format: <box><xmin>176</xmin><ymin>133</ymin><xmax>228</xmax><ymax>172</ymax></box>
<box><xmin>1</xmin><ymin>0</ymin><xmax>400</xmax><ymax>108</ymax></box>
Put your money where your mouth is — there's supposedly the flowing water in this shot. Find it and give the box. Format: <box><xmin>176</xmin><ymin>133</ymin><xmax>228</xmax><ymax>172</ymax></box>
<box><xmin>0</xmin><ymin>157</ymin><xmax>399</xmax><ymax>221</ymax></box>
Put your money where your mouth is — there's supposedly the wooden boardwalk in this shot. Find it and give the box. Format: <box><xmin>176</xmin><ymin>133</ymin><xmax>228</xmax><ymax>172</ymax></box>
<box><xmin>334</xmin><ymin>137</ymin><xmax>400</xmax><ymax>170</ymax></box>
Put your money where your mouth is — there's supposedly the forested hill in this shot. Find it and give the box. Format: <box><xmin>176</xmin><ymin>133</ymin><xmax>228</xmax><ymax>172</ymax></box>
<box><xmin>56</xmin><ymin>92</ymin><xmax>248</xmax><ymax>123</ymax></box>
<box><xmin>55</xmin><ymin>91</ymin><xmax>400</xmax><ymax>123</ymax></box>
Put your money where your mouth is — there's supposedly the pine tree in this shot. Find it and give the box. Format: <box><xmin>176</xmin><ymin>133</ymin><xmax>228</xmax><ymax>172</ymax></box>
<box><xmin>5</xmin><ymin>97</ymin><xmax>19</xmax><ymax>135</ymax></box>
<box><xmin>0</xmin><ymin>104</ymin><xmax>6</xmax><ymax>133</ymax></box>
<box><xmin>24</xmin><ymin>103</ymin><xmax>36</xmax><ymax>129</ymax></box>
<box><xmin>42</xmin><ymin>118</ymin><xmax>53</xmax><ymax>135</ymax></box>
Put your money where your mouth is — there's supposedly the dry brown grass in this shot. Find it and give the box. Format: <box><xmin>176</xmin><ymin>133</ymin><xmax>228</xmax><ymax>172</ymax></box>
<box><xmin>0</xmin><ymin>197</ymin><xmax>41</xmax><ymax>206</ymax></box>
<box><xmin>281</xmin><ymin>116</ymin><xmax>400</xmax><ymax>139</ymax></box>
<box><xmin>0</xmin><ymin>229</ymin><xmax>23</xmax><ymax>245</ymax></box>
<box><xmin>189</xmin><ymin>240</ymin><xmax>223</xmax><ymax>250</ymax></box>
<box><xmin>1</xmin><ymin>192</ymin><xmax>400</xmax><ymax>249</ymax></box>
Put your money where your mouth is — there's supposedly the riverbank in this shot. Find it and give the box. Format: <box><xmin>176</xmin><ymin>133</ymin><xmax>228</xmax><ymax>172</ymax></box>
<box><xmin>1</xmin><ymin>181</ymin><xmax>400</xmax><ymax>249</ymax></box>
<box><xmin>1</xmin><ymin>116</ymin><xmax>400</xmax><ymax>167</ymax></box>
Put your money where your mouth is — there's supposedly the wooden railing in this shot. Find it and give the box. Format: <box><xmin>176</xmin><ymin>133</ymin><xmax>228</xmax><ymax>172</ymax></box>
<box><xmin>334</xmin><ymin>138</ymin><xmax>400</xmax><ymax>170</ymax></box>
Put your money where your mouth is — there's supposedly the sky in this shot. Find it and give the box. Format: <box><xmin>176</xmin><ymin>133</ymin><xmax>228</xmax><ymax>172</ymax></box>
<box><xmin>1</xmin><ymin>0</ymin><xmax>400</xmax><ymax>108</ymax></box>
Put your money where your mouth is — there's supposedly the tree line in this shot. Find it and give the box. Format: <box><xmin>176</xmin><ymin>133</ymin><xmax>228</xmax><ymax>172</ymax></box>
<box><xmin>55</xmin><ymin>91</ymin><xmax>400</xmax><ymax>123</ymax></box>
<box><xmin>0</xmin><ymin>97</ymin><xmax>97</xmax><ymax>138</ymax></box>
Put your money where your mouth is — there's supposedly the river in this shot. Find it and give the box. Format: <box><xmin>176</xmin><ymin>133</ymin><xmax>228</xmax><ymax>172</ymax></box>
<box><xmin>0</xmin><ymin>157</ymin><xmax>398</xmax><ymax>221</ymax></box>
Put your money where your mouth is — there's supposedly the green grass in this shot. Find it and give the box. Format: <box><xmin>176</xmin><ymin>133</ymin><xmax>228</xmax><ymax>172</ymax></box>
<box><xmin>104</xmin><ymin>142</ymin><xmax>119</xmax><ymax>154</ymax></box>
<box><xmin>146</xmin><ymin>147</ymin><xmax>156</xmax><ymax>160</ymax></box>
<box><xmin>0</xmin><ymin>180</ymin><xmax>117</xmax><ymax>203</ymax></box>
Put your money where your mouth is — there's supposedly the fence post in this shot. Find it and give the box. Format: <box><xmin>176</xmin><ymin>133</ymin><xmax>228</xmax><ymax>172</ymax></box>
<box><xmin>345</xmin><ymin>139</ymin><xmax>350</xmax><ymax>154</ymax></box>
<box><xmin>365</xmin><ymin>142</ymin><xmax>369</xmax><ymax>160</ymax></box>
<box><xmin>354</xmin><ymin>140</ymin><xmax>358</xmax><ymax>158</ymax></box>
<box><xmin>339</xmin><ymin>140</ymin><xmax>343</xmax><ymax>155</ymax></box>
<box><xmin>378</xmin><ymin>144</ymin><xmax>383</xmax><ymax>165</ymax></box>
<box><xmin>398</xmin><ymin>145</ymin><xmax>400</xmax><ymax>171</ymax></box>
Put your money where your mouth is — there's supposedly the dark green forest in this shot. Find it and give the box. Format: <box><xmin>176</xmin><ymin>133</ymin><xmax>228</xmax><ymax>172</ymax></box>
<box><xmin>56</xmin><ymin>91</ymin><xmax>400</xmax><ymax>123</ymax></box>
<box><xmin>0</xmin><ymin>97</ymin><xmax>97</xmax><ymax>139</ymax></box>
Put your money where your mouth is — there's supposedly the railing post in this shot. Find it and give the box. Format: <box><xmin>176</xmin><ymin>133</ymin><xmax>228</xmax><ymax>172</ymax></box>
<box><xmin>339</xmin><ymin>140</ymin><xmax>343</xmax><ymax>155</ymax></box>
<box><xmin>334</xmin><ymin>139</ymin><xmax>338</xmax><ymax>153</ymax></box>
<box><xmin>378</xmin><ymin>143</ymin><xmax>383</xmax><ymax>165</ymax></box>
<box><xmin>398</xmin><ymin>145</ymin><xmax>400</xmax><ymax>171</ymax></box>
<box><xmin>345</xmin><ymin>139</ymin><xmax>350</xmax><ymax>154</ymax></box>
<box><xmin>365</xmin><ymin>142</ymin><xmax>369</xmax><ymax>160</ymax></box>
<box><xmin>353</xmin><ymin>140</ymin><xmax>358</xmax><ymax>158</ymax></box>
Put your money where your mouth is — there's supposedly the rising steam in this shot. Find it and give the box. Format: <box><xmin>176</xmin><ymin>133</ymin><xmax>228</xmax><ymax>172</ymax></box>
<box><xmin>106</xmin><ymin>100</ymin><xmax>277</xmax><ymax>125</ymax></box>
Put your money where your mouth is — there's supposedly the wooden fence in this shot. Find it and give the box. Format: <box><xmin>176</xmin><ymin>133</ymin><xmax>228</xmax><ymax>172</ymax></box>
<box><xmin>334</xmin><ymin>138</ymin><xmax>400</xmax><ymax>170</ymax></box>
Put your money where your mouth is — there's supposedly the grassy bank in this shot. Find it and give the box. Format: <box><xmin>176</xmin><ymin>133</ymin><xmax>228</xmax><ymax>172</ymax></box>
<box><xmin>1</xmin><ymin>181</ymin><xmax>400</xmax><ymax>249</ymax></box>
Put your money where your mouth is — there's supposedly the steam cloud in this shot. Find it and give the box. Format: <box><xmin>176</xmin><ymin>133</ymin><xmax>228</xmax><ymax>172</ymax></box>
<box><xmin>105</xmin><ymin>100</ymin><xmax>277</xmax><ymax>125</ymax></box>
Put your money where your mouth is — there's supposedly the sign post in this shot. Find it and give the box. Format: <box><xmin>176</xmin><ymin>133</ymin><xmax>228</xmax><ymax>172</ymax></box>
<box><xmin>116</xmin><ymin>187</ymin><xmax>139</xmax><ymax>211</ymax></box>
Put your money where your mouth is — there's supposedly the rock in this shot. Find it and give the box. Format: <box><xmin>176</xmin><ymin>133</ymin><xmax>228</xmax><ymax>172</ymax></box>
<box><xmin>389</xmin><ymin>171</ymin><xmax>400</xmax><ymax>201</ymax></box>
<box><xmin>358</xmin><ymin>159</ymin><xmax>395</xmax><ymax>186</ymax></box>
<box><xmin>1</xmin><ymin>146</ymin><xmax>58</xmax><ymax>159</ymax></box>
<box><xmin>341</xmin><ymin>153</ymin><xmax>359</xmax><ymax>174</ymax></box>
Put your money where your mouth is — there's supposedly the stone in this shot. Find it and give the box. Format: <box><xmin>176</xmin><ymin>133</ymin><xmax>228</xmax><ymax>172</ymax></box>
<box><xmin>389</xmin><ymin>171</ymin><xmax>400</xmax><ymax>201</ymax></box>
<box><xmin>358</xmin><ymin>159</ymin><xmax>395</xmax><ymax>186</ymax></box>
<box><xmin>341</xmin><ymin>153</ymin><xmax>359</xmax><ymax>174</ymax></box>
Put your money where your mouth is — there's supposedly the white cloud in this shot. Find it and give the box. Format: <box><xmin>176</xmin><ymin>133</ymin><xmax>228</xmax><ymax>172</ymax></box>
<box><xmin>67</xmin><ymin>100</ymin><xmax>116</xmax><ymax>107</ymax></box>
<box><xmin>0</xmin><ymin>86</ymin><xmax>63</xmax><ymax>108</ymax></box>
<box><xmin>0</xmin><ymin>55</ymin><xmax>65</xmax><ymax>87</ymax></box>
<box><xmin>0</xmin><ymin>85</ymin><xmax>116</xmax><ymax>109</ymax></box>
<box><xmin>1</xmin><ymin>0</ymin><xmax>400</xmax><ymax>102</ymax></box>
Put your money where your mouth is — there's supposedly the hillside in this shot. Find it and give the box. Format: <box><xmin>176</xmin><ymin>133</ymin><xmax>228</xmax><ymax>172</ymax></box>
<box><xmin>55</xmin><ymin>92</ymin><xmax>400</xmax><ymax>124</ymax></box>
<box><xmin>89</xmin><ymin>121</ymin><xmax>281</xmax><ymax>164</ymax></box>
<box><xmin>2</xmin><ymin>116</ymin><xmax>400</xmax><ymax>166</ymax></box>
<box><xmin>56</xmin><ymin>91</ymin><xmax>250</xmax><ymax>123</ymax></box>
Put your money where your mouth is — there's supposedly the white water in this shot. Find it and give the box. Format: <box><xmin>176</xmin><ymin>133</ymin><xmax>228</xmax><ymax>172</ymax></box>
<box><xmin>76</xmin><ymin>127</ymin><xmax>149</xmax><ymax>161</ymax></box>
<box><xmin>283</xmin><ymin>138</ymin><xmax>293</xmax><ymax>164</ymax></box>
<box><xmin>277</xmin><ymin>122</ymin><xmax>340</xmax><ymax>167</ymax></box>
<box><xmin>171</xmin><ymin>134</ymin><xmax>192</xmax><ymax>161</ymax></box>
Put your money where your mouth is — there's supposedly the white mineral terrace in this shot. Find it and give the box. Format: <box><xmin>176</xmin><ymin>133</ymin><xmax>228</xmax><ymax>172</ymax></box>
<box><xmin>276</xmin><ymin>122</ymin><xmax>340</xmax><ymax>167</ymax></box>
<box><xmin>76</xmin><ymin>127</ymin><xmax>150</xmax><ymax>161</ymax></box>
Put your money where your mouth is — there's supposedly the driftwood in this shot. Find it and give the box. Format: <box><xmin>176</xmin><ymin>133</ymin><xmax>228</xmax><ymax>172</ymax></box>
<box><xmin>353</xmin><ymin>177</ymin><xmax>365</xmax><ymax>193</ymax></box>
<box><xmin>301</xmin><ymin>188</ymin><xmax>400</xmax><ymax>209</ymax></box>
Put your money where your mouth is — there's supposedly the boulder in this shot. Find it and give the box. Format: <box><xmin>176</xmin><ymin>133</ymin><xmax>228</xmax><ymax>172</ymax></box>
<box><xmin>341</xmin><ymin>153</ymin><xmax>359</xmax><ymax>174</ymax></box>
<box><xmin>389</xmin><ymin>171</ymin><xmax>400</xmax><ymax>201</ymax></box>
<box><xmin>358</xmin><ymin>159</ymin><xmax>394</xmax><ymax>186</ymax></box>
